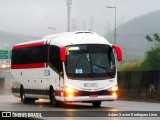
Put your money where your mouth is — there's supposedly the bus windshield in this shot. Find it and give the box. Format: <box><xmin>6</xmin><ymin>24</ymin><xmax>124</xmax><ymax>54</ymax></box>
<box><xmin>65</xmin><ymin>44</ymin><xmax>116</xmax><ymax>80</ymax></box>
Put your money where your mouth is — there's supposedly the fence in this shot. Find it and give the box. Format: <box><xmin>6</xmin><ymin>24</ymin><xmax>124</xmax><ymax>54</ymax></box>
<box><xmin>118</xmin><ymin>71</ymin><xmax>160</xmax><ymax>101</ymax></box>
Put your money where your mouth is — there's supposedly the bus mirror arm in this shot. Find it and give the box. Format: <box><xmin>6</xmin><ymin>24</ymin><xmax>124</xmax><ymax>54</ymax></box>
<box><xmin>59</xmin><ymin>75</ymin><xmax>61</xmax><ymax>81</ymax></box>
<box><xmin>112</xmin><ymin>45</ymin><xmax>122</xmax><ymax>61</ymax></box>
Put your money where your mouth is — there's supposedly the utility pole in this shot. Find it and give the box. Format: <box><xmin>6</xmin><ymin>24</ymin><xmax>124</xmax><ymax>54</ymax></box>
<box><xmin>66</xmin><ymin>0</ymin><xmax>72</xmax><ymax>32</ymax></box>
<box><xmin>90</xmin><ymin>15</ymin><xmax>94</xmax><ymax>31</ymax></box>
<box><xmin>106</xmin><ymin>6</ymin><xmax>117</xmax><ymax>44</ymax></box>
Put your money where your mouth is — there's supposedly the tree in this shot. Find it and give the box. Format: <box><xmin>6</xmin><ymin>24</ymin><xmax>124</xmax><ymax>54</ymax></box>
<box><xmin>141</xmin><ymin>47</ymin><xmax>160</xmax><ymax>70</ymax></box>
<box><xmin>154</xmin><ymin>33</ymin><xmax>160</xmax><ymax>43</ymax></box>
<box><xmin>146</xmin><ymin>33</ymin><xmax>160</xmax><ymax>47</ymax></box>
<box><xmin>142</xmin><ymin>34</ymin><xmax>160</xmax><ymax>70</ymax></box>
<box><xmin>146</xmin><ymin>35</ymin><xmax>153</xmax><ymax>42</ymax></box>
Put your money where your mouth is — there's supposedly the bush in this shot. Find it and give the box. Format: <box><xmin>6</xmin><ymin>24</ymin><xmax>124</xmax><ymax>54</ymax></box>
<box><xmin>140</xmin><ymin>47</ymin><xmax>160</xmax><ymax>70</ymax></box>
<box><xmin>118</xmin><ymin>61</ymin><xmax>141</xmax><ymax>71</ymax></box>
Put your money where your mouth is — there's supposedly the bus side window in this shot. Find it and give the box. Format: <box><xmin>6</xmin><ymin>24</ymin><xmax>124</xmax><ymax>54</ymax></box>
<box><xmin>12</xmin><ymin>45</ymin><xmax>47</xmax><ymax>65</ymax></box>
<box><xmin>49</xmin><ymin>45</ymin><xmax>63</xmax><ymax>74</ymax></box>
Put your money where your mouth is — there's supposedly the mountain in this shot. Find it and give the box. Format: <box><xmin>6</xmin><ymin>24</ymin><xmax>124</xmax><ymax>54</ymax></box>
<box><xmin>106</xmin><ymin>10</ymin><xmax>160</xmax><ymax>62</ymax></box>
<box><xmin>0</xmin><ymin>31</ymin><xmax>41</xmax><ymax>50</ymax></box>
<box><xmin>1</xmin><ymin>10</ymin><xmax>160</xmax><ymax>62</ymax></box>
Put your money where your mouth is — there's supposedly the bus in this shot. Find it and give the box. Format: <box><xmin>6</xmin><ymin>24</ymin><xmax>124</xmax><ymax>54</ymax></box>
<box><xmin>11</xmin><ymin>31</ymin><xmax>122</xmax><ymax>107</ymax></box>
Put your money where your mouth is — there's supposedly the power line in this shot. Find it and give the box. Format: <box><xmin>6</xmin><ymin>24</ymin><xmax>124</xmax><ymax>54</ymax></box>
<box><xmin>117</xmin><ymin>33</ymin><xmax>160</xmax><ymax>37</ymax></box>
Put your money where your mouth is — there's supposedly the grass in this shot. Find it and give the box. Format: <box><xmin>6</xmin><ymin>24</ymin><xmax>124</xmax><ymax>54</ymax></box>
<box><xmin>118</xmin><ymin>61</ymin><xmax>142</xmax><ymax>71</ymax></box>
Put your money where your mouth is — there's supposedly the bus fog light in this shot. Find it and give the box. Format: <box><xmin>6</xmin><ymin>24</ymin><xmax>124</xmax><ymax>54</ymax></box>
<box><xmin>112</xmin><ymin>92</ymin><xmax>117</xmax><ymax>96</ymax></box>
<box><xmin>68</xmin><ymin>93</ymin><xmax>73</xmax><ymax>98</ymax></box>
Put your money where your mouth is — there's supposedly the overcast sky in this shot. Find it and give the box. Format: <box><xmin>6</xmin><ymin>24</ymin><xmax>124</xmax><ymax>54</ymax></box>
<box><xmin>0</xmin><ymin>0</ymin><xmax>160</xmax><ymax>37</ymax></box>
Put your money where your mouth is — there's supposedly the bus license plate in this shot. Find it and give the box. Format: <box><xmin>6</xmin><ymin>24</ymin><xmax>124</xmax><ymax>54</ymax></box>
<box><xmin>90</xmin><ymin>95</ymin><xmax>98</xmax><ymax>98</ymax></box>
<box><xmin>84</xmin><ymin>83</ymin><xmax>98</xmax><ymax>87</ymax></box>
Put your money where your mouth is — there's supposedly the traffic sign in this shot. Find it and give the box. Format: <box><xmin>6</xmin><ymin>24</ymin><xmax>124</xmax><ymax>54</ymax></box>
<box><xmin>0</xmin><ymin>55</ymin><xmax>8</xmax><ymax>59</ymax></box>
<box><xmin>0</xmin><ymin>50</ymin><xmax>8</xmax><ymax>55</ymax></box>
<box><xmin>0</xmin><ymin>50</ymin><xmax>11</xmax><ymax>59</ymax></box>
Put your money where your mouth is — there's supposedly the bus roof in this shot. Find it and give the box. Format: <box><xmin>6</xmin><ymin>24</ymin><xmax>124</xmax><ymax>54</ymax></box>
<box><xmin>44</xmin><ymin>31</ymin><xmax>111</xmax><ymax>47</ymax></box>
<box><xmin>13</xmin><ymin>40</ymin><xmax>46</xmax><ymax>49</ymax></box>
<box><xmin>13</xmin><ymin>31</ymin><xmax>111</xmax><ymax>49</ymax></box>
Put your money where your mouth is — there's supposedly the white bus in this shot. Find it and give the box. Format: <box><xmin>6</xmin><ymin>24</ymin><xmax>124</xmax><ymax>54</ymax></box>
<box><xmin>11</xmin><ymin>31</ymin><xmax>122</xmax><ymax>107</ymax></box>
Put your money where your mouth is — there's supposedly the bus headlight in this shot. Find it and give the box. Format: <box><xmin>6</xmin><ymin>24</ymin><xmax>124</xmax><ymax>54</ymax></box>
<box><xmin>65</xmin><ymin>87</ymin><xmax>74</xmax><ymax>93</ymax></box>
<box><xmin>108</xmin><ymin>85</ymin><xmax>118</xmax><ymax>96</ymax></box>
<box><xmin>108</xmin><ymin>85</ymin><xmax>118</xmax><ymax>91</ymax></box>
<box><xmin>64</xmin><ymin>86</ymin><xmax>78</xmax><ymax>98</ymax></box>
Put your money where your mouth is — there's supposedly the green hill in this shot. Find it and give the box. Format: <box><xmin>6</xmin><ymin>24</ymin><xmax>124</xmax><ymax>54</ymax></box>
<box><xmin>106</xmin><ymin>11</ymin><xmax>160</xmax><ymax>62</ymax></box>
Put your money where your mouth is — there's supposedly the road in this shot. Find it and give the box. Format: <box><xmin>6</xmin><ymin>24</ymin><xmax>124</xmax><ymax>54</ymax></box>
<box><xmin>0</xmin><ymin>70</ymin><xmax>160</xmax><ymax>120</ymax></box>
<box><xmin>0</xmin><ymin>94</ymin><xmax>160</xmax><ymax>120</ymax></box>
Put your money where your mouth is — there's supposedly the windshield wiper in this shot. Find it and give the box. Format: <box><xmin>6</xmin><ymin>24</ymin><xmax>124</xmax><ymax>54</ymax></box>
<box><xmin>93</xmin><ymin>64</ymin><xmax>114</xmax><ymax>78</ymax></box>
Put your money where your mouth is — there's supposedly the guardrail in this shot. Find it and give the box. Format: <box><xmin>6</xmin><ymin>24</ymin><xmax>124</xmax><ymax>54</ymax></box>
<box><xmin>0</xmin><ymin>78</ymin><xmax>5</xmax><ymax>94</ymax></box>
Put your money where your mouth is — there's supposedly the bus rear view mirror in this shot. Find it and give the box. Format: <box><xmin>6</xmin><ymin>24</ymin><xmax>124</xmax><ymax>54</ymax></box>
<box><xmin>60</xmin><ymin>46</ymin><xmax>66</xmax><ymax>62</ymax></box>
<box><xmin>112</xmin><ymin>45</ymin><xmax>122</xmax><ymax>61</ymax></box>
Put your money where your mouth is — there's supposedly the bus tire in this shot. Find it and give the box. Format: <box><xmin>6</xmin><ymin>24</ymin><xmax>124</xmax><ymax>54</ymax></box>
<box><xmin>92</xmin><ymin>101</ymin><xmax>101</xmax><ymax>108</ymax></box>
<box><xmin>49</xmin><ymin>87</ymin><xmax>58</xmax><ymax>106</ymax></box>
<box><xmin>20</xmin><ymin>86</ymin><xmax>35</xmax><ymax>104</ymax></box>
<box><xmin>20</xmin><ymin>85</ymin><xmax>26</xmax><ymax>103</ymax></box>
<box><xmin>50</xmin><ymin>90</ymin><xmax>64</xmax><ymax>107</ymax></box>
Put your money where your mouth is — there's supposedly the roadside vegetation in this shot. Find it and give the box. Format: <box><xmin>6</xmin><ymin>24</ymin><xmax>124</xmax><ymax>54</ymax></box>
<box><xmin>118</xmin><ymin>33</ymin><xmax>160</xmax><ymax>71</ymax></box>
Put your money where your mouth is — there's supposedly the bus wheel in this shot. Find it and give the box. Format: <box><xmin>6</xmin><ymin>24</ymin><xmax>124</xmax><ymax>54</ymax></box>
<box><xmin>52</xmin><ymin>92</ymin><xmax>56</xmax><ymax>106</ymax></box>
<box><xmin>20</xmin><ymin>86</ymin><xmax>35</xmax><ymax>104</ymax></box>
<box><xmin>20</xmin><ymin>86</ymin><xmax>25</xmax><ymax>103</ymax></box>
<box><xmin>50</xmin><ymin>88</ymin><xmax>57</xmax><ymax>106</ymax></box>
<box><xmin>49</xmin><ymin>88</ymin><xmax>63</xmax><ymax>107</ymax></box>
<box><xmin>92</xmin><ymin>101</ymin><xmax>101</xmax><ymax>108</ymax></box>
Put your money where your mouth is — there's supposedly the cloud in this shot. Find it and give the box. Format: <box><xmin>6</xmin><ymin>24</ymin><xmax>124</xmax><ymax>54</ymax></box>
<box><xmin>0</xmin><ymin>0</ymin><xmax>160</xmax><ymax>37</ymax></box>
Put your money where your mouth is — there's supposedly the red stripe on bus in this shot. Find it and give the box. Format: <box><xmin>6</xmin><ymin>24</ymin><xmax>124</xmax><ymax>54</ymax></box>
<box><xmin>13</xmin><ymin>41</ymin><xmax>45</xmax><ymax>49</ymax></box>
<box><xmin>11</xmin><ymin>63</ymin><xmax>45</xmax><ymax>69</ymax></box>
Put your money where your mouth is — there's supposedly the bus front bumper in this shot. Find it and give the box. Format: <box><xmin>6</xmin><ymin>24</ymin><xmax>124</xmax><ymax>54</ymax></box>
<box><xmin>64</xmin><ymin>95</ymin><xmax>117</xmax><ymax>102</ymax></box>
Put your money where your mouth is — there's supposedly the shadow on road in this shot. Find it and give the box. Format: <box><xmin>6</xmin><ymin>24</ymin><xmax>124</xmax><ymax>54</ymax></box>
<box><xmin>30</xmin><ymin>100</ymin><xmax>116</xmax><ymax>110</ymax></box>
